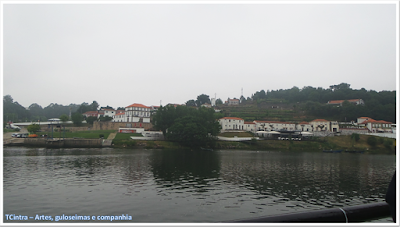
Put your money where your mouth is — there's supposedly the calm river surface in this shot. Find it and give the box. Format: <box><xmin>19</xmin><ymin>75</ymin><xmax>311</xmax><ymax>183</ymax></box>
<box><xmin>3</xmin><ymin>147</ymin><xmax>396</xmax><ymax>223</ymax></box>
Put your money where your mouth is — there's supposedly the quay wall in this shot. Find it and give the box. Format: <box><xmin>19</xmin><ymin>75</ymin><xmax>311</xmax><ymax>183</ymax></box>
<box><xmin>23</xmin><ymin>138</ymin><xmax>103</xmax><ymax>148</ymax></box>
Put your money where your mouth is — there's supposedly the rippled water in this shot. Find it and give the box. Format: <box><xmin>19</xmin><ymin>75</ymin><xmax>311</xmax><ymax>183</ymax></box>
<box><xmin>3</xmin><ymin>147</ymin><xmax>396</xmax><ymax>223</ymax></box>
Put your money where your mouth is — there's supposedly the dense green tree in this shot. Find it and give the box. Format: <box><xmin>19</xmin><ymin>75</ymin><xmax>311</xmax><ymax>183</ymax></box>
<box><xmin>27</xmin><ymin>124</ymin><xmax>41</xmax><ymax>134</ymax></box>
<box><xmin>3</xmin><ymin>95</ymin><xmax>30</xmax><ymax>122</ymax></box>
<box><xmin>71</xmin><ymin>112</ymin><xmax>84</xmax><ymax>126</ymax></box>
<box><xmin>86</xmin><ymin>116</ymin><xmax>97</xmax><ymax>125</ymax></box>
<box><xmin>215</xmin><ymin>98</ymin><xmax>223</xmax><ymax>105</ymax></box>
<box><xmin>153</xmin><ymin>105</ymin><xmax>221</xmax><ymax>148</ymax></box>
<box><xmin>99</xmin><ymin>116</ymin><xmax>113</xmax><ymax>122</ymax></box>
<box><xmin>59</xmin><ymin>114</ymin><xmax>69</xmax><ymax>122</ymax></box>
<box><xmin>196</xmin><ymin>94</ymin><xmax>211</xmax><ymax>107</ymax></box>
<box><xmin>185</xmin><ymin>99</ymin><xmax>196</xmax><ymax>107</ymax></box>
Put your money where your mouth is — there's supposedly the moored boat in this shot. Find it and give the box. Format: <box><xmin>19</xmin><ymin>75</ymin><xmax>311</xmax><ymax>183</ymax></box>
<box><xmin>323</xmin><ymin>149</ymin><xmax>343</xmax><ymax>153</ymax></box>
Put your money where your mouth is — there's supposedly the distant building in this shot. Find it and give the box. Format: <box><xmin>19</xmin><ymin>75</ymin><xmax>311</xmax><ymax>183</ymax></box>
<box><xmin>226</xmin><ymin>98</ymin><xmax>239</xmax><ymax>105</ymax></box>
<box><xmin>297</xmin><ymin>121</ymin><xmax>313</xmax><ymax>132</ymax></box>
<box><xmin>327</xmin><ymin>99</ymin><xmax>364</xmax><ymax>106</ymax></box>
<box><xmin>83</xmin><ymin>111</ymin><xmax>99</xmax><ymax>118</ymax></box>
<box><xmin>310</xmin><ymin>119</ymin><xmax>329</xmax><ymax>131</ymax></box>
<box><xmin>358</xmin><ymin>117</ymin><xmax>393</xmax><ymax>133</ymax></box>
<box><xmin>219</xmin><ymin>117</ymin><xmax>244</xmax><ymax>131</ymax></box>
<box><xmin>201</xmin><ymin>103</ymin><xmax>212</xmax><ymax>108</ymax></box>
<box><xmin>124</xmin><ymin>103</ymin><xmax>151</xmax><ymax>123</ymax></box>
<box><xmin>254</xmin><ymin>121</ymin><xmax>296</xmax><ymax>131</ymax></box>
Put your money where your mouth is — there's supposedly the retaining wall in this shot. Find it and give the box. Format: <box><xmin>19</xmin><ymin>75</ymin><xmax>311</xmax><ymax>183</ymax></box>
<box><xmin>23</xmin><ymin>138</ymin><xmax>103</xmax><ymax>148</ymax></box>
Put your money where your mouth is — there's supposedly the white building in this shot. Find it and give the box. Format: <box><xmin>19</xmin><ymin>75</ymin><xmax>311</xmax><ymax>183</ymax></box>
<box><xmin>254</xmin><ymin>121</ymin><xmax>296</xmax><ymax>131</ymax></box>
<box><xmin>296</xmin><ymin>121</ymin><xmax>313</xmax><ymax>132</ymax></box>
<box><xmin>99</xmin><ymin>109</ymin><xmax>116</xmax><ymax>118</ymax></box>
<box><xmin>219</xmin><ymin>117</ymin><xmax>244</xmax><ymax>131</ymax></box>
<box><xmin>125</xmin><ymin>103</ymin><xmax>151</xmax><ymax>123</ymax></box>
<box><xmin>244</xmin><ymin>121</ymin><xmax>256</xmax><ymax>133</ymax></box>
<box><xmin>310</xmin><ymin>119</ymin><xmax>331</xmax><ymax>131</ymax></box>
<box><xmin>112</xmin><ymin>111</ymin><xmax>125</xmax><ymax>122</ymax></box>
<box><xmin>226</xmin><ymin>98</ymin><xmax>239</xmax><ymax>105</ymax></box>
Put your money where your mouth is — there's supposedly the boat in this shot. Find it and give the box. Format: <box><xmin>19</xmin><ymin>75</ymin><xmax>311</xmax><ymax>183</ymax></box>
<box><xmin>200</xmin><ymin>147</ymin><xmax>213</xmax><ymax>151</ymax></box>
<box><xmin>323</xmin><ymin>149</ymin><xmax>343</xmax><ymax>153</ymax></box>
<box><xmin>344</xmin><ymin>150</ymin><xmax>365</xmax><ymax>154</ymax></box>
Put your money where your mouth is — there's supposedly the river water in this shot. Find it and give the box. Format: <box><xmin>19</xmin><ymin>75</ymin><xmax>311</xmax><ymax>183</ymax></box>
<box><xmin>3</xmin><ymin>147</ymin><xmax>396</xmax><ymax>223</ymax></box>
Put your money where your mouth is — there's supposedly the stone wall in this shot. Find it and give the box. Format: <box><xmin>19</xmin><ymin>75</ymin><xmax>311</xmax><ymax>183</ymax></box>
<box><xmin>339</xmin><ymin>128</ymin><xmax>369</xmax><ymax>135</ymax></box>
<box><xmin>24</xmin><ymin>138</ymin><xmax>103</xmax><ymax>148</ymax></box>
<box><xmin>92</xmin><ymin>121</ymin><xmax>153</xmax><ymax>131</ymax></box>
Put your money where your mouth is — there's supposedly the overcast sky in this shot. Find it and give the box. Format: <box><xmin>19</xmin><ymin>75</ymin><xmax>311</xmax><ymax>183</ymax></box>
<box><xmin>2</xmin><ymin>2</ymin><xmax>398</xmax><ymax>109</ymax></box>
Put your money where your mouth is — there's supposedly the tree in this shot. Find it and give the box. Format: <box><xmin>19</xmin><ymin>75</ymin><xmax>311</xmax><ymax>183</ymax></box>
<box><xmin>215</xmin><ymin>98</ymin><xmax>223</xmax><ymax>105</ymax></box>
<box><xmin>351</xmin><ymin>133</ymin><xmax>360</xmax><ymax>142</ymax></box>
<box><xmin>185</xmin><ymin>99</ymin><xmax>196</xmax><ymax>107</ymax></box>
<box><xmin>153</xmin><ymin>105</ymin><xmax>221</xmax><ymax>148</ymax></box>
<box><xmin>71</xmin><ymin>112</ymin><xmax>84</xmax><ymax>126</ymax></box>
<box><xmin>99</xmin><ymin>116</ymin><xmax>113</xmax><ymax>122</ymax></box>
<box><xmin>196</xmin><ymin>94</ymin><xmax>211</xmax><ymax>107</ymax></box>
<box><xmin>59</xmin><ymin>114</ymin><xmax>69</xmax><ymax>122</ymax></box>
<box><xmin>27</xmin><ymin>124</ymin><xmax>41</xmax><ymax>134</ymax></box>
<box><xmin>86</xmin><ymin>116</ymin><xmax>97</xmax><ymax>125</ymax></box>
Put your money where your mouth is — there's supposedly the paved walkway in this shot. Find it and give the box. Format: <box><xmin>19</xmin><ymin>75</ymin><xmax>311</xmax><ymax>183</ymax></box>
<box><xmin>107</xmin><ymin>132</ymin><xmax>117</xmax><ymax>140</ymax></box>
<box><xmin>102</xmin><ymin>132</ymin><xmax>117</xmax><ymax>147</ymax></box>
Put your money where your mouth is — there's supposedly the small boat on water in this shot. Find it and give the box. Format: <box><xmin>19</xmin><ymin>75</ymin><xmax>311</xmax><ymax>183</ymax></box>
<box><xmin>200</xmin><ymin>147</ymin><xmax>213</xmax><ymax>151</ymax></box>
<box><xmin>344</xmin><ymin>150</ymin><xmax>365</xmax><ymax>154</ymax></box>
<box><xmin>323</xmin><ymin>149</ymin><xmax>343</xmax><ymax>153</ymax></box>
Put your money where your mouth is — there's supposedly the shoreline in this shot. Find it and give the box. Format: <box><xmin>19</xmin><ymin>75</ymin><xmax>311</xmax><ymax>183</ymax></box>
<box><xmin>3</xmin><ymin>136</ymin><xmax>396</xmax><ymax>155</ymax></box>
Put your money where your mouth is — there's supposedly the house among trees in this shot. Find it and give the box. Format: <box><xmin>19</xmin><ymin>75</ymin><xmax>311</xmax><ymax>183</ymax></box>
<box><xmin>327</xmin><ymin>99</ymin><xmax>364</xmax><ymax>106</ymax></box>
<box><xmin>226</xmin><ymin>98</ymin><xmax>239</xmax><ymax>105</ymax></box>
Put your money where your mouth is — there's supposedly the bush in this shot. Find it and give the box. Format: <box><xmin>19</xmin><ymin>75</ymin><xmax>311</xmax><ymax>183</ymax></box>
<box><xmin>384</xmin><ymin>139</ymin><xmax>393</xmax><ymax>149</ymax></box>
<box><xmin>99</xmin><ymin>134</ymin><xmax>104</xmax><ymax>138</ymax></box>
<box><xmin>378</xmin><ymin>137</ymin><xmax>385</xmax><ymax>144</ymax></box>
<box><xmin>351</xmin><ymin>133</ymin><xmax>360</xmax><ymax>142</ymax></box>
<box><xmin>367</xmin><ymin>136</ymin><xmax>377</xmax><ymax>147</ymax></box>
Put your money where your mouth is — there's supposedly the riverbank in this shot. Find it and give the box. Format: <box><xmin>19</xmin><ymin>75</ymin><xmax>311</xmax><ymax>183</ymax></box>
<box><xmin>111</xmin><ymin>134</ymin><xmax>396</xmax><ymax>154</ymax></box>
<box><xmin>3</xmin><ymin>132</ymin><xmax>396</xmax><ymax>154</ymax></box>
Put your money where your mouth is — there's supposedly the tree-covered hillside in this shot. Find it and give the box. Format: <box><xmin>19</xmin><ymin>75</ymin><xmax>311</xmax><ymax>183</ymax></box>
<box><xmin>226</xmin><ymin>83</ymin><xmax>396</xmax><ymax>123</ymax></box>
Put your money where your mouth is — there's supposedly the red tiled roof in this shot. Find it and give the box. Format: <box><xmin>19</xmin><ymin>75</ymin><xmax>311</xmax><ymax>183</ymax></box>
<box><xmin>298</xmin><ymin>121</ymin><xmax>310</xmax><ymax>124</ymax></box>
<box><xmin>83</xmin><ymin>111</ymin><xmax>98</xmax><ymax>115</ymax></box>
<box><xmin>254</xmin><ymin>120</ymin><xmax>293</xmax><ymax>124</ymax></box>
<box><xmin>115</xmin><ymin>112</ymin><xmax>125</xmax><ymax>116</ymax></box>
<box><xmin>126</xmin><ymin>103</ymin><xmax>150</xmax><ymax>108</ymax></box>
<box><xmin>363</xmin><ymin>119</ymin><xmax>392</xmax><ymax>124</ymax></box>
<box><xmin>311</xmin><ymin>119</ymin><xmax>329</xmax><ymax>122</ymax></box>
<box><xmin>244</xmin><ymin>122</ymin><xmax>255</xmax><ymax>124</ymax></box>
<box><xmin>220</xmin><ymin>117</ymin><xmax>244</xmax><ymax>121</ymax></box>
<box><xmin>328</xmin><ymin>99</ymin><xmax>362</xmax><ymax>104</ymax></box>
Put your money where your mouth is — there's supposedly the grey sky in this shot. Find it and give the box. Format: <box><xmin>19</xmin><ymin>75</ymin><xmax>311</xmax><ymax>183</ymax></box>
<box><xmin>2</xmin><ymin>2</ymin><xmax>398</xmax><ymax>109</ymax></box>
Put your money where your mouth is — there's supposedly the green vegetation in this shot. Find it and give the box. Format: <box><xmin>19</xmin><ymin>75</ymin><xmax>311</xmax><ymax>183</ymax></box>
<box><xmin>153</xmin><ymin>105</ymin><xmax>221</xmax><ymax>148</ymax></box>
<box><xmin>351</xmin><ymin>133</ymin><xmax>360</xmax><ymax>142</ymax></box>
<box><xmin>71</xmin><ymin>112</ymin><xmax>84</xmax><ymax>126</ymax></box>
<box><xmin>27</xmin><ymin>124</ymin><xmax>41</xmax><ymax>134</ymax></box>
<box><xmin>59</xmin><ymin>114</ymin><xmax>69</xmax><ymax>122</ymax></box>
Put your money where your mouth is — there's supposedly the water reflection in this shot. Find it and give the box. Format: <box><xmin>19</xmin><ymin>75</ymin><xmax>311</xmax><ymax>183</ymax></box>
<box><xmin>3</xmin><ymin>147</ymin><xmax>395</xmax><ymax>222</ymax></box>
